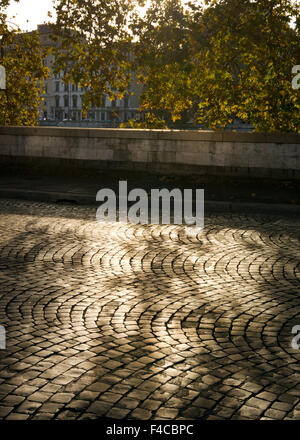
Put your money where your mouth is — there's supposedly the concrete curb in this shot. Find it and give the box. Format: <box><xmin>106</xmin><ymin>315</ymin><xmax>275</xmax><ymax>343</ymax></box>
<box><xmin>0</xmin><ymin>188</ymin><xmax>299</xmax><ymax>216</ymax></box>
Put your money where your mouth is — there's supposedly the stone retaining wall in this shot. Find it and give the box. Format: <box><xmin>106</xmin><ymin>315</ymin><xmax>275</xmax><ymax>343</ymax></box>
<box><xmin>0</xmin><ymin>126</ymin><xmax>299</xmax><ymax>178</ymax></box>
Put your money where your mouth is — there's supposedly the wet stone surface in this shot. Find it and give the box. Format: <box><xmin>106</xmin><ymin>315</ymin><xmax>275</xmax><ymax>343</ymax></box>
<box><xmin>0</xmin><ymin>199</ymin><xmax>299</xmax><ymax>420</ymax></box>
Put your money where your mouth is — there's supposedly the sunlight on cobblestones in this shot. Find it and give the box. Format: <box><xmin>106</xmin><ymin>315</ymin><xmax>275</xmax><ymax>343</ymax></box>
<box><xmin>0</xmin><ymin>199</ymin><xmax>299</xmax><ymax>420</ymax></box>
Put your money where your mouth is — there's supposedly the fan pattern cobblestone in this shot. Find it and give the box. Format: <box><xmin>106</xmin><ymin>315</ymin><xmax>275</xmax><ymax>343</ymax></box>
<box><xmin>0</xmin><ymin>199</ymin><xmax>299</xmax><ymax>420</ymax></box>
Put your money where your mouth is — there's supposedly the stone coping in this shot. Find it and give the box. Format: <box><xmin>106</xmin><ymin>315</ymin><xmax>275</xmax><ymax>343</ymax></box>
<box><xmin>0</xmin><ymin>126</ymin><xmax>300</xmax><ymax>144</ymax></box>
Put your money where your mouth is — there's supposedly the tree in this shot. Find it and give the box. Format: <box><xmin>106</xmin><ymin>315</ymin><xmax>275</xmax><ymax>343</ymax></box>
<box><xmin>189</xmin><ymin>0</ymin><xmax>300</xmax><ymax>132</ymax></box>
<box><xmin>51</xmin><ymin>0</ymin><xmax>138</xmax><ymax>112</ymax></box>
<box><xmin>0</xmin><ymin>0</ymin><xmax>50</xmax><ymax>125</ymax></box>
<box><xmin>127</xmin><ymin>0</ymin><xmax>195</xmax><ymax>127</ymax></box>
<box><xmin>128</xmin><ymin>0</ymin><xmax>300</xmax><ymax>131</ymax></box>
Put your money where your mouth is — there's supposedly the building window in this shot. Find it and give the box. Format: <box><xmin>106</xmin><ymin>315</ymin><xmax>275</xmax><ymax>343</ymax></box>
<box><xmin>124</xmin><ymin>95</ymin><xmax>129</xmax><ymax>108</ymax></box>
<box><xmin>64</xmin><ymin>83</ymin><xmax>69</xmax><ymax>92</ymax></box>
<box><xmin>55</xmin><ymin>81</ymin><xmax>60</xmax><ymax>92</ymax></box>
<box><xmin>55</xmin><ymin>96</ymin><xmax>60</xmax><ymax>108</ymax></box>
<box><xmin>64</xmin><ymin>95</ymin><xmax>69</xmax><ymax>107</ymax></box>
<box><xmin>72</xmin><ymin>95</ymin><xmax>77</xmax><ymax>108</ymax></box>
<box><xmin>101</xmin><ymin>112</ymin><xmax>105</xmax><ymax>121</ymax></box>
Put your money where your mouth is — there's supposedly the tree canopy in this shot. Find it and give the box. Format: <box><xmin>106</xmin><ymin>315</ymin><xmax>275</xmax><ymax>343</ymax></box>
<box><xmin>188</xmin><ymin>0</ymin><xmax>300</xmax><ymax>132</ymax></box>
<box><xmin>51</xmin><ymin>0</ymin><xmax>139</xmax><ymax>110</ymax></box>
<box><xmin>1</xmin><ymin>0</ymin><xmax>300</xmax><ymax>131</ymax></box>
<box><xmin>0</xmin><ymin>0</ymin><xmax>49</xmax><ymax>125</ymax></box>
<box><xmin>126</xmin><ymin>0</ymin><xmax>300</xmax><ymax>131</ymax></box>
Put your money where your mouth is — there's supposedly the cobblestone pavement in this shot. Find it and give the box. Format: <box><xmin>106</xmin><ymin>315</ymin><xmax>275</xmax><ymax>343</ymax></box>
<box><xmin>0</xmin><ymin>198</ymin><xmax>300</xmax><ymax>420</ymax></box>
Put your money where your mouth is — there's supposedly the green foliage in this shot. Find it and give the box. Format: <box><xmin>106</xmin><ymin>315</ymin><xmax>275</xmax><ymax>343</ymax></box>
<box><xmin>0</xmin><ymin>1</ymin><xmax>50</xmax><ymax>125</ymax></box>
<box><xmin>131</xmin><ymin>0</ymin><xmax>196</xmax><ymax>127</ymax></box>
<box><xmin>189</xmin><ymin>0</ymin><xmax>300</xmax><ymax>132</ymax></box>
<box><xmin>1</xmin><ymin>0</ymin><xmax>300</xmax><ymax>131</ymax></box>
<box><xmin>130</xmin><ymin>0</ymin><xmax>300</xmax><ymax>131</ymax></box>
<box><xmin>120</xmin><ymin>113</ymin><xmax>168</xmax><ymax>128</ymax></box>
<box><xmin>51</xmin><ymin>0</ymin><xmax>136</xmax><ymax>110</ymax></box>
